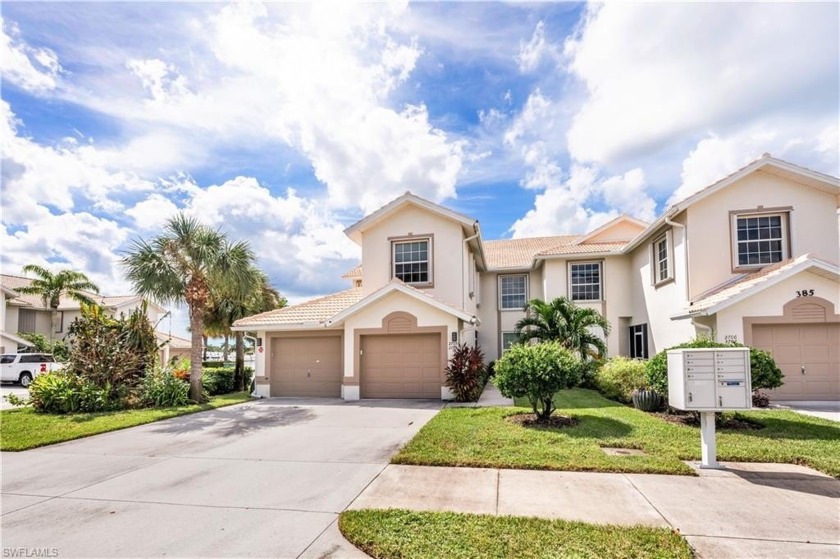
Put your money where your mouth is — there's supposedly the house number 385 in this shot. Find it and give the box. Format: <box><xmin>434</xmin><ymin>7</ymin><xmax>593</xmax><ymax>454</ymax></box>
<box><xmin>796</xmin><ymin>289</ymin><xmax>815</xmax><ymax>297</ymax></box>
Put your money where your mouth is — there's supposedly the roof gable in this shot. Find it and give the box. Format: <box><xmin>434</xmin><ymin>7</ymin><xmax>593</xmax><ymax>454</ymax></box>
<box><xmin>343</xmin><ymin>191</ymin><xmax>477</xmax><ymax>244</ymax></box>
<box><xmin>574</xmin><ymin>215</ymin><xmax>648</xmax><ymax>245</ymax></box>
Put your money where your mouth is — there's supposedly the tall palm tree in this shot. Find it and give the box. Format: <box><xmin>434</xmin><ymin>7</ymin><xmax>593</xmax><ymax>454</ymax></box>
<box><xmin>514</xmin><ymin>297</ymin><xmax>611</xmax><ymax>361</ymax></box>
<box><xmin>16</xmin><ymin>265</ymin><xmax>100</xmax><ymax>343</ymax></box>
<box><xmin>122</xmin><ymin>214</ymin><xmax>255</xmax><ymax>401</ymax></box>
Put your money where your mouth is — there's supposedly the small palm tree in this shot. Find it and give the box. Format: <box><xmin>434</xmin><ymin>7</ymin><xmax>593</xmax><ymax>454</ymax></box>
<box><xmin>16</xmin><ymin>265</ymin><xmax>100</xmax><ymax>343</ymax></box>
<box><xmin>515</xmin><ymin>297</ymin><xmax>611</xmax><ymax>361</ymax></box>
<box><xmin>122</xmin><ymin>214</ymin><xmax>255</xmax><ymax>401</ymax></box>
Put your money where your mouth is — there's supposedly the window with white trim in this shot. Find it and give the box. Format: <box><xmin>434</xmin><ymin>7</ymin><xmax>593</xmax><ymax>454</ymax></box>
<box><xmin>733</xmin><ymin>213</ymin><xmax>788</xmax><ymax>268</ymax></box>
<box><xmin>629</xmin><ymin>324</ymin><xmax>648</xmax><ymax>359</ymax></box>
<box><xmin>569</xmin><ymin>262</ymin><xmax>602</xmax><ymax>301</ymax></box>
<box><xmin>501</xmin><ymin>332</ymin><xmax>518</xmax><ymax>353</ymax></box>
<box><xmin>652</xmin><ymin>231</ymin><xmax>673</xmax><ymax>285</ymax></box>
<box><xmin>499</xmin><ymin>274</ymin><xmax>528</xmax><ymax>310</ymax></box>
<box><xmin>392</xmin><ymin>238</ymin><xmax>431</xmax><ymax>285</ymax></box>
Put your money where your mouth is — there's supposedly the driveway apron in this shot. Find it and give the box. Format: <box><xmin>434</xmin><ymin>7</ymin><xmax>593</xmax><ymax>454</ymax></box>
<box><xmin>1</xmin><ymin>398</ymin><xmax>441</xmax><ymax>558</ymax></box>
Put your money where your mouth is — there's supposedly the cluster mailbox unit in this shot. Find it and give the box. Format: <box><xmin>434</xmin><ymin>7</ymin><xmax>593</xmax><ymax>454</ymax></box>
<box><xmin>667</xmin><ymin>347</ymin><xmax>752</xmax><ymax>468</ymax></box>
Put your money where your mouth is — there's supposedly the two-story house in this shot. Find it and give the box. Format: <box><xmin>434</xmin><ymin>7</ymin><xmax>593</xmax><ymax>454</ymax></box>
<box><xmin>234</xmin><ymin>155</ymin><xmax>839</xmax><ymax>402</ymax></box>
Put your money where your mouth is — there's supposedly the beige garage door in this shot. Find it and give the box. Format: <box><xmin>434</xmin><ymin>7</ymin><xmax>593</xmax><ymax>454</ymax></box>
<box><xmin>752</xmin><ymin>323</ymin><xmax>839</xmax><ymax>401</ymax></box>
<box><xmin>270</xmin><ymin>336</ymin><xmax>342</xmax><ymax>397</ymax></box>
<box><xmin>361</xmin><ymin>334</ymin><xmax>442</xmax><ymax>398</ymax></box>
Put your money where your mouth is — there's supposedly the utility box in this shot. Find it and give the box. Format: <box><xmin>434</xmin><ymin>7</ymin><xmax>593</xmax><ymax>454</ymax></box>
<box><xmin>667</xmin><ymin>348</ymin><xmax>752</xmax><ymax>411</ymax></box>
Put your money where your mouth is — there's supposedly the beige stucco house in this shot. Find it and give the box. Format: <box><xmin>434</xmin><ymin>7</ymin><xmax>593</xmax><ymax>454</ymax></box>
<box><xmin>234</xmin><ymin>155</ymin><xmax>840</xmax><ymax>402</ymax></box>
<box><xmin>1</xmin><ymin>274</ymin><xmax>171</xmax><ymax>356</ymax></box>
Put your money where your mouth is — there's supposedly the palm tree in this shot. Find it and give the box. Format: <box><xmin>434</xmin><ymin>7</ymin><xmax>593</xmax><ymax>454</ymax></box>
<box><xmin>16</xmin><ymin>265</ymin><xmax>100</xmax><ymax>343</ymax></box>
<box><xmin>208</xmin><ymin>268</ymin><xmax>285</xmax><ymax>391</ymax></box>
<box><xmin>122</xmin><ymin>214</ymin><xmax>255</xmax><ymax>401</ymax></box>
<box><xmin>514</xmin><ymin>297</ymin><xmax>611</xmax><ymax>361</ymax></box>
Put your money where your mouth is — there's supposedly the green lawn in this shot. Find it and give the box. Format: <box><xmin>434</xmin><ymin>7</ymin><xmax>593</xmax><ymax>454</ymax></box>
<box><xmin>393</xmin><ymin>388</ymin><xmax>840</xmax><ymax>477</ymax></box>
<box><xmin>0</xmin><ymin>391</ymin><xmax>251</xmax><ymax>451</ymax></box>
<box><xmin>339</xmin><ymin>509</ymin><xmax>693</xmax><ymax>559</ymax></box>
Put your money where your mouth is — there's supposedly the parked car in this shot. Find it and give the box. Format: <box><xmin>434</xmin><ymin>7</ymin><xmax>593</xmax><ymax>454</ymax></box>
<box><xmin>0</xmin><ymin>353</ymin><xmax>62</xmax><ymax>387</ymax></box>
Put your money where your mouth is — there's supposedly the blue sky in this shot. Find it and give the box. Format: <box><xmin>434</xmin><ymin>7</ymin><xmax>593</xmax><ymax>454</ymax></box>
<box><xmin>2</xmin><ymin>2</ymin><xmax>838</xmax><ymax>337</ymax></box>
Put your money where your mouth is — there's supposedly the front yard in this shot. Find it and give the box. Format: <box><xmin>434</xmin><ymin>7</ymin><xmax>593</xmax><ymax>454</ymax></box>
<box><xmin>393</xmin><ymin>388</ymin><xmax>840</xmax><ymax>477</ymax></box>
<box><xmin>0</xmin><ymin>391</ymin><xmax>251</xmax><ymax>451</ymax></box>
<box><xmin>340</xmin><ymin>509</ymin><xmax>692</xmax><ymax>559</ymax></box>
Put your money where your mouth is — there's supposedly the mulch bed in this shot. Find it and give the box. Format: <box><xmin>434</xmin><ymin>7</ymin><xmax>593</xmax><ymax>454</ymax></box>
<box><xmin>653</xmin><ymin>412</ymin><xmax>764</xmax><ymax>430</ymax></box>
<box><xmin>505</xmin><ymin>413</ymin><xmax>579</xmax><ymax>429</ymax></box>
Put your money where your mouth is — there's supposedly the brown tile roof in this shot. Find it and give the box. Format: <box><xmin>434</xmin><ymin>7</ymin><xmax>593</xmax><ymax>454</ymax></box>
<box><xmin>0</xmin><ymin>274</ymin><xmax>141</xmax><ymax>310</ymax></box>
<box><xmin>484</xmin><ymin>236</ymin><xmax>578</xmax><ymax>269</ymax></box>
<box><xmin>341</xmin><ymin>264</ymin><xmax>362</xmax><ymax>279</ymax></box>
<box><xmin>538</xmin><ymin>241</ymin><xmax>629</xmax><ymax>257</ymax></box>
<box><xmin>483</xmin><ymin>235</ymin><xmax>631</xmax><ymax>268</ymax></box>
<box><xmin>233</xmin><ymin>288</ymin><xmax>364</xmax><ymax>328</ymax></box>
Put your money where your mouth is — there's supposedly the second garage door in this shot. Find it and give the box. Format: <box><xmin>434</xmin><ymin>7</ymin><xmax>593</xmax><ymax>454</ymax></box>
<box><xmin>752</xmin><ymin>323</ymin><xmax>839</xmax><ymax>401</ymax></box>
<box><xmin>361</xmin><ymin>333</ymin><xmax>442</xmax><ymax>398</ymax></box>
<box><xmin>270</xmin><ymin>336</ymin><xmax>342</xmax><ymax>397</ymax></box>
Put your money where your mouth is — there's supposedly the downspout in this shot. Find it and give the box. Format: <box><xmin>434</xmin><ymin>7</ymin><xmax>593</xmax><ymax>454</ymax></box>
<box><xmin>665</xmin><ymin>217</ymin><xmax>690</xmax><ymax>301</ymax></box>
<box><xmin>691</xmin><ymin>318</ymin><xmax>713</xmax><ymax>340</ymax></box>
<box><xmin>462</xmin><ymin>228</ymin><xmax>480</xmax><ymax>345</ymax></box>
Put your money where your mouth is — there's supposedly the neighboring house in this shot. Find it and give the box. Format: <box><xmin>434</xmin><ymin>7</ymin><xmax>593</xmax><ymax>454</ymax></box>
<box><xmin>156</xmin><ymin>332</ymin><xmax>193</xmax><ymax>364</ymax></box>
<box><xmin>234</xmin><ymin>155</ymin><xmax>839</xmax><ymax>401</ymax></box>
<box><xmin>0</xmin><ymin>274</ymin><xmax>173</xmax><ymax>356</ymax></box>
<box><xmin>1</xmin><ymin>286</ymin><xmax>35</xmax><ymax>354</ymax></box>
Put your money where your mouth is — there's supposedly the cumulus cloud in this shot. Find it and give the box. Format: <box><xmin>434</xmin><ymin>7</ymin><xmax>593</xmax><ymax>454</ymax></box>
<box><xmin>0</xmin><ymin>17</ymin><xmax>62</xmax><ymax>93</ymax></box>
<box><xmin>564</xmin><ymin>3</ymin><xmax>839</xmax><ymax>165</ymax></box>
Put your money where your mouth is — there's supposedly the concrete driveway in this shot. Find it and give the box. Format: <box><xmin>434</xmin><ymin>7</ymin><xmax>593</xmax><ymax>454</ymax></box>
<box><xmin>1</xmin><ymin>398</ymin><xmax>442</xmax><ymax>558</ymax></box>
<box><xmin>772</xmin><ymin>401</ymin><xmax>840</xmax><ymax>422</ymax></box>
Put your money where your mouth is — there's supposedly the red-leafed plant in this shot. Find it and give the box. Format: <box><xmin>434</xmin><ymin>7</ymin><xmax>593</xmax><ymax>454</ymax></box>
<box><xmin>444</xmin><ymin>344</ymin><xmax>487</xmax><ymax>402</ymax></box>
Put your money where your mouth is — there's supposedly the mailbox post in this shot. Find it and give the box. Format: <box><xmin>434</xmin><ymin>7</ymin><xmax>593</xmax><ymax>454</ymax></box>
<box><xmin>667</xmin><ymin>347</ymin><xmax>751</xmax><ymax>469</ymax></box>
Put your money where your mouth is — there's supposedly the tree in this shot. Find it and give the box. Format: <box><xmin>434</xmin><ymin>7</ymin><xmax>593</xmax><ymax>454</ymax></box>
<box><xmin>494</xmin><ymin>341</ymin><xmax>582</xmax><ymax>420</ymax></box>
<box><xmin>515</xmin><ymin>297</ymin><xmax>611</xmax><ymax>361</ymax></box>
<box><xmin>16</xmin><ymin>265</ymin><xmax>100</xmax><ymax>344</ymax></box>
<box><xmin>208</xmin><ymin>268</ymin><xmax>285</xmax><ymax>391</ymax></box>
<box><xmin>122</xmin><ymin>214</ymin><xmax>255</xmax><ymax>401</ymax></box>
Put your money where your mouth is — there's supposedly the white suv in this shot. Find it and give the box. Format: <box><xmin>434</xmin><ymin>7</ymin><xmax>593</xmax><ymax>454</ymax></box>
<box><xmin>0</xmin><ymin>353</ymin><xmax>61</xmax><ymax>387</ymax></box>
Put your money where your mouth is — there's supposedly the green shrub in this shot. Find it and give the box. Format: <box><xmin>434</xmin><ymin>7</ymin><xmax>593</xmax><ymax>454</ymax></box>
<box><xmin>494</xmin><ymin>342</ymin><xmax>582</xmax><ymax>420</ymax></box>
<box><xmin>141</xmin><ymin>366</ymin><xmax>190</xmax><ymax>407</ymax></box>
<box><xmin>594</xmin><ymin>357</ymin><xmax>648</xmax><ymax>403</ymax></box>
<box><xmin>18</xmin><ymin>332</ymin><xmax>70</xmax><ymax>362</ymax></box>
<box><xmin>243</xmin><ymin>366</ymin><xmax>254</xmax><ymax>393</ymax></box>
<box><xmin>202</xmin><ymin>360</ymin><xmax>226</xmax><ymax>368</ymax></box>
<box><xmin>202</xmin><ymin>367</ymin><xmax>236</xmax><ymax>395</ymax></box>
<box><xmin>28</xmin><ymin>371</ymin><xmax>114</xmax><ymax>414</ymax></box>
<box><xmin>444</xmin><ymin>344</ymin><xmax>487</xmax><ymax>402</ymax></box>
<box><xmin>646</xmin><ymin>337</ymin><xmax>784</xmax><ymax>396</ymax></box>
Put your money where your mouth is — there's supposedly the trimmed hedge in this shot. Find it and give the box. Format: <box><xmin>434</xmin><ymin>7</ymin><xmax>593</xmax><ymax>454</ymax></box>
<box><xmin>594</xmin><ymin>357</ymin><xmax>648</xmax><ymax>403</ymax></box>
<box><xmin>202</xmin><ymin>367</ymin><xmax>235</xmax><ymax>396</ymax></box>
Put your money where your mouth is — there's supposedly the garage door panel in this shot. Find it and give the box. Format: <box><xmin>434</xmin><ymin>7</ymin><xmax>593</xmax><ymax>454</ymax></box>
<box><xmin>756</xmin><ymin>323</ymin><xmax>839</xmax><ymax>401</ymax></box>
<box><xmin>361</xmin><ymin>334</ymin><xmax>441</xmax><ymax>398</ymax></box>
<box><xmin>271</xmin><ymin>336</ymin><xmax>342</xmax><ymax>397</ymax></box>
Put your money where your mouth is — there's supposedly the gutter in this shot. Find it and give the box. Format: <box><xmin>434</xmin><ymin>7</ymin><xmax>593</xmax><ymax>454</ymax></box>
<box><xmin>664</xmin><ymin>217</ymin><xmax>691</xmax><ymax>300</ymax></box>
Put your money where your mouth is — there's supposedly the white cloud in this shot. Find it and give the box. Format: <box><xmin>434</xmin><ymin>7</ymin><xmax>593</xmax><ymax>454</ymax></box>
<box><xmin>125</xmin><ymin>194</ymin><xmax>180</xmax><ymax>231</ymax></box>
<box><xmin>509</xmin><ymin>164</ymin><xmax>655</xmax><ymax>238</ymax></box>
<box><xmin>671</xmin><ymin>123</ymin><xmax>840</xmax><ymax>205</ymax></box>
<box><xmin>0</xmin><ymin>17</ymin><xmax>62</xmax><ymax>93</ymax></box>
<box><xmin>564</xmin><ymin>3</ymin><xmax>839</xmax><ymax>165</ymax></box>
<box><xmin>516</xmin><ymin>21</ymin><xmax>559</xmax><ymax>73</ymax></box>
<box><xmin>126</xmin><ymin>58</ymin><xmax>192</xmax><ymax>104</ymax></box>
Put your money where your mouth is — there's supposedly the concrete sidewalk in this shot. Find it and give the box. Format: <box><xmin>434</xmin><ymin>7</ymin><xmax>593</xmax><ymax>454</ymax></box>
<box><xmin>350</xmin><ymin>462</ymin><xmax>840</xmax><ymax>559</ymax></box>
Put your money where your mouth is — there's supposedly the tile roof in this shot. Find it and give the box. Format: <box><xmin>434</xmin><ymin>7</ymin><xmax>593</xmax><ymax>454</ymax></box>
<box><xmin>483</xmin><ymin>236</ymin><xmax>631</xmax><ymax>268</ymax></box>
<box><xmin>685</xmin><ymin>254</ymin><xmax>837</xmax><ymax>314</ymax></box>
<box><xmin>483</xmin><ymin>236</ymin><xmax>578</xmax><ymax>269</ymax></box>
<box><xmin>341</xmin><ymin>264</ymin><xmax>362</xmax><ymax>279</ymax></box>
<box><xmin>0</xmin><ymin>274</ymin><xmax>142</xmax><ymax>310</ymax></box>
<box><xmin>233</xmin><ymin>288</ymin><xmax>364</xmax><ymax>328</ymax></box>
<box><xmin>156</xmin><ymin>331</ymin><xmax>193</xmax><ymax>349</ymax></box>
<box><xmin>538</xmin><ymin>241</ymin><xmax>629</xmax><ymax>257</ymax></box>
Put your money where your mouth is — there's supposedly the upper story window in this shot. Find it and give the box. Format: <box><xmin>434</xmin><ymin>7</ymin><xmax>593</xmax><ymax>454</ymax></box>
<box><xmin>569</xmin><ymin>262</ymin><xmax>602</xmax><ymax>301</ymax></box>
<box><xmin>499</xmin><ymin>274</ymin><xmax>528</xmax><ymax>310</ymax></box>
<box><xmin>732</xmin><ymin>212</ymin><xmax>788</xmax><ymax>269</ymax></box>
<box><xmin>392</xmin><ymin>238</ymin><xmax>432</xmax><ymax>286</ymax></box>
<box><xmin>652</xmin><ymin>231</ymin><xmax>673</xmax><ymax>285</ymax></box>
